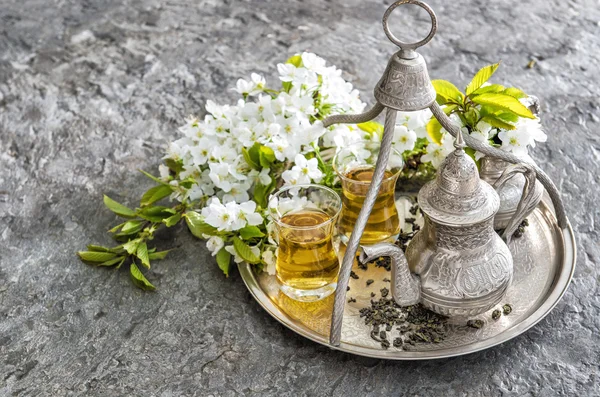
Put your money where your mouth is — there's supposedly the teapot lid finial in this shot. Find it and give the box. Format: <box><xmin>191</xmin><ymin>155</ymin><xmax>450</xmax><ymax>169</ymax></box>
<box><xmin>417</xmin><ymin>141</ymin><xmax>500</xmax><ymax>226</ymax></box>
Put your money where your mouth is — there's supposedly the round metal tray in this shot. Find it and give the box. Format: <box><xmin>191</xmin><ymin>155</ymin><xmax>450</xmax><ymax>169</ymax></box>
<box><xmin>239</xmin><ymin>196</ymin><xmax>576</xmax><ymax>360</ymax></box>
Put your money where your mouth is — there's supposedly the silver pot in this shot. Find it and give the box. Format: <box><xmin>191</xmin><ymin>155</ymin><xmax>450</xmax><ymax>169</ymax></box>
<box><xmin>361</xmin><ymin>141</ymin><xmax>540</xmax><ymax>317</ymax></box>
<box><xmin>480</xmin><ymin>156</ymin><xmax>544</xmax><ymax>232</ymax></box>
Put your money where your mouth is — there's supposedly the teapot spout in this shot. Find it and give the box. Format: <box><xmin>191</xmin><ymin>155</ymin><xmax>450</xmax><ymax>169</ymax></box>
<box><xmin>360</xmin><ymin>244</ymin><xmax>421</xmax><ymax>307</ymax></box>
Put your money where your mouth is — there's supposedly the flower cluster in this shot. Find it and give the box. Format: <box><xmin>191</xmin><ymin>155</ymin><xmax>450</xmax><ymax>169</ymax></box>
<box><xmin>160</xmin><ymin>52</ymin><xmax>371</xmax><ymax>274</ymax></box>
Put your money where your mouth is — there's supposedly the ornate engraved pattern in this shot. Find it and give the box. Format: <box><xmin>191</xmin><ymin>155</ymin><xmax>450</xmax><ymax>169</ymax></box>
<box><xmin>418</xmin><ymin>148</ymin><xmax>501</xmax><ymax>226</ymax></box>
<box><xmin>418</xmin><ymin>181</ymin><xmax>499</xmax><ymax>225</ymax></box>
<box><xmin>374</xmin><ymin>53</ymin><xmax>436</xmax><ymax>111</ymax></box>
<box><xmin>434</xmin><ymin>220</ymin><xmax>493</xmax><ymax>250</ymax></box>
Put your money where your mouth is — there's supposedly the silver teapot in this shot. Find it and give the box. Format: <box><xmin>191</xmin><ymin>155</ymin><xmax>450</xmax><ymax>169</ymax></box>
<box><xmin>479</xmin><ymin>95</ymin><xmax>544</xmax><ymax>231</ymax></box>
<box><xmin>360</xmin><ymin>137</ymin><xmax>539</xmax><ymax>317</ymax></box>
<box><xmin>480</xmin><ymin>156</ymin><xmax>544</xmax><ymax>232</ymax></box>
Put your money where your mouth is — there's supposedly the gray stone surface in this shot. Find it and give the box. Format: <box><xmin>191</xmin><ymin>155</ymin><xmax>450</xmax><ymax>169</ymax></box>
<box><xmin>0</xmin><ymin>0</ymin><xmax>598</xmax><ymax>395</ymax></box>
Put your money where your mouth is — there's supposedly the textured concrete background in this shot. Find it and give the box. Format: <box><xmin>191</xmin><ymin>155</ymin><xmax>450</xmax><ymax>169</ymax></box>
<box><xmin>0</xmin><ymin>0</ymin><xmax>599</xmax><ymax>395</ymax></box>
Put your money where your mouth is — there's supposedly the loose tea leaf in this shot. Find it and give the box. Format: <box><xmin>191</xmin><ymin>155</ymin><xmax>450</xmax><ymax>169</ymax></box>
<box><xmin>492</xmin><ymin>310</ymin><xmax>502</xmax><ymax>320</ymax></box>
<box><xmin>466</xmin><ymin>319</ymin><xmax>484</xmax><ymax>329</ymax></box>
<box><xmin>360</xmin><ymin>299</ymin><xmax>448</xmax><ymax>350</ymax></box>
<box><xmin>503</xmin><ymin>304</ymin><xmax>513</xmax><ymax>315</ymax></box>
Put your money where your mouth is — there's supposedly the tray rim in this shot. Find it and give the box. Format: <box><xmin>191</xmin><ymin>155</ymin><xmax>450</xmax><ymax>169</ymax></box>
<box><xmin>239</xmin><ymin>203</ymin><xmax>576</xmax><ymax>360</ymax></box>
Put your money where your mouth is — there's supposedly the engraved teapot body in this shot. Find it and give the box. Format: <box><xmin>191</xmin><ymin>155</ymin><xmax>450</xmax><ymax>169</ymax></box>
<box><xmin>360</xmin><ymin>143</ymin><xmax>539</xmax><ymax>317</ymax></box>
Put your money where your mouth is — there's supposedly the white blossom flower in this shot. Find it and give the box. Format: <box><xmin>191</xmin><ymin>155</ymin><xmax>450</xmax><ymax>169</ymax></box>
<box><xmin>277</xmin><ymin>63</ymin><xmax>301</xmax><ymax>82</ymax></box>
<box><xmin>222</xmin><ymin>180</ymin><xmax>251</xmax><ymax>204</ymax></box>
<box><xmin>420</xmin><ymin>133</ymin><xmax>456</xmax><ymax>168</ymax></box>
<box><xmin>158</xmin><ymin>164</ymin><xmax>170</xmax><ymax>180</ymax></box>
<box><xmin>201</xmin><ymin>198</ymin><xmax>237</xmax><ymax>231</ymax></box>
<box><xmin>262</xmin><ymin>248</ymin><xmax>277</xmax><ymax>275</ymax></box>
<box><xmin>235</xmin><ymin>73</ymin><xmax>266</xmax><ymax>96</ymax></box>
<box><xmin>301</xmin><ymin>52</ymin><xmax>326</xmax><ymax>74</ymax></box>
<box><xmin>204</xmin><ymin>235</ymin><xmax>225</xmax><ymax>256</ymax></box>
<box><xmin>293</xmin><ymin>153</ymin><xmax>323</xmax><ymax>183</ymax></box>
<box><xmin>471</xmin><ymin>121</ymin><xmax>492</xmax><ymax>160</ymax></box>
<box><xmin>236</xmin><ymin>201</ymin><xmax>263</xmax><ymax>227</ymax></box>
<box><xmin>514</xmin><ymin>117</ymin><xmax>547</xmax><ymax>148</ymax></box>
<box><xmin>281</xmin><ymin>168</ymin><xmax>306</xmax><ymax>185</ymax></box>
<box><xmin>393</xmin><ymin>125</ymin><xmax>417</xmax><ymax>153</ymax></box>
<box><xmin>208</xmin><ymin>162</ymin><xmax>233</xmax><ymax>192</ymax></box>
<box><xmin>498</xmin><ymin>129</ymin><xmax>529</xmax><ymax>156</ymax></box>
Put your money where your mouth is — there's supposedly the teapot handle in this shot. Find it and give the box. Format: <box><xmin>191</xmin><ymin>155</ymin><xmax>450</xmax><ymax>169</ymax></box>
<box><xmin>360</xmin><ymin>243</ymin><xmax>421</xmax><ymax>306</ymax></box>
<box><xmin>493</xmin><ymin>163</ymin><xmax>541</xmax><ymax>243</ymax></box>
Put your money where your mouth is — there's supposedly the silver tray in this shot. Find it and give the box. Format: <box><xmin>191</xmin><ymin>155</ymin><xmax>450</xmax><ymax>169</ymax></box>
<box><xmin>239</xmin><ymin>195</ymin><xmax>576</xmax><ymax>360</ymax></box>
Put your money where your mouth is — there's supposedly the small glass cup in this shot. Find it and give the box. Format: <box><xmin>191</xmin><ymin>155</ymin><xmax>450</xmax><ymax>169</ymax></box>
<box><xmin>333</xmin><ymin>141</ymin><xmax>404</xmax><ymax>245</ymax></box>
<box><xmin>269</xmin><ymin>184</ymin><xmax>342</xmax><ymax>302</ymax></box>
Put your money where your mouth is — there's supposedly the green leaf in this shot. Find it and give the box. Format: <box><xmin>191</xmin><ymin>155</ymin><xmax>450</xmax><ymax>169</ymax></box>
<box><xmin>139</xmin><ymin>169</ymin><xmax>170</xmax><ymax>186</ymax></box>
<box><xmin>481</xmin><ymin>115</ymin><xmax>516</xmax><ymax>130</ymax></box>
<box><xmin>502</xmin><ymin>87</ymin><xmax>527</xmax><ymax>99</ymax></box>
<box><xmin>108</xmin><ymin>222</ymin><xmax>126</xmax><ymax>233</ymax></box>
<box><xmin>86</xmin><ymin>245</ymin><xmax>111</xmax><ymax>252</ymax></box>
<box><xmin>138</xmin><ymin>206</ymin><xmax>177</xmax><ymax>222</ymax></box>
<box><xmin>493</xmin><ymin>111</ymin><xmax>519</xmax><ymax>123</ymax></box>
<box><xmin>97</xmin><ymin>256</ymin><xmax>125</xmax><ymax>267</ymax></box>
<box><xmin>426</xmin><ymin>118</ymin><xmax>444</xmax><ymax>145</ymax></box>
<box><xmin>258</xmin><ymin>146</ymin><xmax>276</xmax><ymax>168</ymax></box>
<box><xmin>242</xmin><ymin>147</ymin><xmax>260</xmax><ymax>170</ymax></box>
<box><xmin>443</xmin><ymin>104</ymin><xmax>459</xmax><ymax>115</ymax></box>
<box><xmin>185</xmin><ymin>211</ymin><xmax>217</xmax><ymax>237</ymax></box>
<box><xmin>432</xmin><ymin>80</ymin><xmax>464</xmax><ymax>105</ymax></box>
<box><xmin>471</xmin><ymin>93</ymin><xmax>535</xmax><ymax>119</ymax></box>
<box><xmin>108</xmin><ymin>245</ymin><xmax>126</xmax><ymax>254</ymax></box>
<box><xmin>471</xmin><ymin>84</ymin><xmax>505</xmax><ymax>96</ymax></box>
<box><xmin>163</xmin><ymin>212</ymin><xmax>182</xmax><ymax>227</ymax></box>
<box><xmin>136</xmin><ymin>242</ymin><xmax>150</xmax><ymax>269</ymax></box>
<box><xmin>286</xmin><ymin>54</ymin><xmax>303</xmax><ymax>67</ymax></box>
<box><xmin>246</xmin><ymin>143</ymin><xmax>263</xmax><ymax>170</ymax></box>
<box><xmin>253</xmin><ymin>179</ymin><xmax>276</xmax><ymax>209</ymax></box>
<box><xmin>465</xmin><ymin>63</ymin><xmax>500</xmax><ymax>96</ymax></box>
<box><xmin>119</xmin><ymin>220</ymin><xmax>146</xmax><ymax>235</ymax></box>
<box><xmin>103</xmin><ymin>195</ymin><xmax>137</xmax><ymax>218</ymax></box>
<box><xmin>148</xmin><ymin>250</ymin><xmax>171</xmax><ymax>260</ymax></box>
<box><xmin>141</xmin><ymin>185</ymin><xmax>173</xmax><ymax>207</ymax></box>
<box><xmin>232</xmin><ymin>237</ymin><xmax>260</xmax><ymax>264</ymax></box>
<box><xmin>130</xmin><ymin>262</ymin><xmax>156</xmax><ymax>291</ymax></box>
<box><xmin>464</xmin><ymin>147</ymin><xmax>477</xmax><ymax>163</ymax></box>
<box><xmin>464</xmin><ymin>108</ymin><xmax>480</xmax><ymax>128</ymax></box>
<box><xmin>123</xmin><ymin>239</ymin><xmax>141</xmax><ymax>255</ymax></box>
<box><xmin>164</xmin><ymin>158</ymin><xmax>183</xmax><ymax>175</ymax></box>
<box><xmin>78</xmin><ymin>251</ymin><xmax>117</xmax><ymax>262</ymax></box>
<box><xmin>357</xmin><ymin>121</ymin><xmax>384</xmax><ymax>140</ymax></box>
<box><xmin>239</xmin><ymin>225</ymin><xmax>265</xmax><ymax>240</ymax></box>
<box><xmin>216</xmin><ymin>248</ymin><xmax>231</xmax><ymax>277</ymax></box>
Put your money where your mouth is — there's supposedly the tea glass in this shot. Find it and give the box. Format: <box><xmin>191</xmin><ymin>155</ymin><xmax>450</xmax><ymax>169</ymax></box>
<box><xmin>333</xmin><ymin>141</ymin><xmax>404</xmax><ymax>245</ymax></box>
<box><xmin>270</xmin><ymin>184</ymin><xmax>342</xmax><ymax>302</ymax></box>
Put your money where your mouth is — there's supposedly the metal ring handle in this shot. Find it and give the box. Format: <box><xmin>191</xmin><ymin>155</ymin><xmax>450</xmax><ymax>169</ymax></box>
<box><xmin>382</xmin><ymin>0</ymin><xmax>437</xmax><ymax>50</ymax></box>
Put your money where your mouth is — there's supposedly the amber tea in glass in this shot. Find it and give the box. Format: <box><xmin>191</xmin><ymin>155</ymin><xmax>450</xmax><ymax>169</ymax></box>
<box><xmin>333</xmin><ymin>141</ymin><xmax>404</xmax><ymax>245</ymax></box>
<box><xmin>271</xmin><ymin>184</ymin><xmax>342</xmax><ymax>302</ymax></box>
